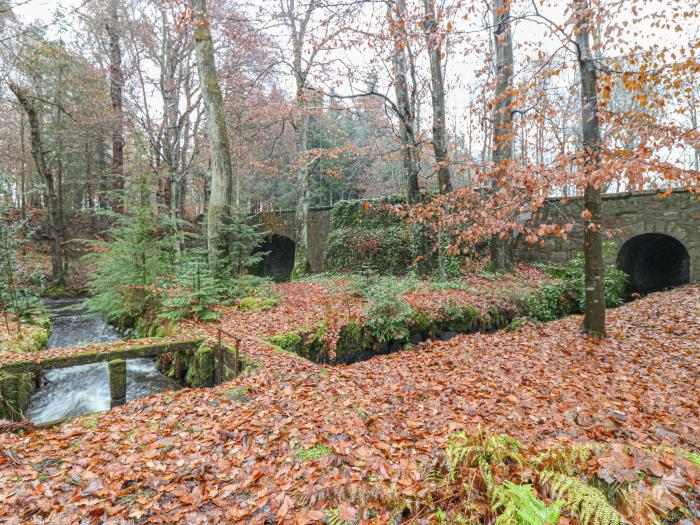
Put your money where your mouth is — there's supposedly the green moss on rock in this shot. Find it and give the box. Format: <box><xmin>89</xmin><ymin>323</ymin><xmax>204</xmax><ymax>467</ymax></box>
<box><xmin>108</xmin><ymin>359</ymin><xmax>127</xmax><ymax>406</ymax></box>
<box><xmin>185</xmin><ymin>343</ymin><xmax>215</xmax><ymax>387</ymax></box>
<box><xmin>224</xmin><ymin>385</ymin><xmax>250</xmax><ymax>403</ymax></box>
<box><xmin>265</xmin><ymin>332</ymin><xmax>304</xmax><ymax>354</ymax></box>
<box><xmin>0</xmin><ymin>372</ymin><xmax>35</xmax><ymax>421</ymax></box>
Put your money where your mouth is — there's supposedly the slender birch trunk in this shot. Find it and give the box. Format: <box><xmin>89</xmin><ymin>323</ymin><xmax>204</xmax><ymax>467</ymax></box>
<box><xmin>575</xmin><ymin>1</ymin><xmax>606</xmax><ymax>338</ymax></box>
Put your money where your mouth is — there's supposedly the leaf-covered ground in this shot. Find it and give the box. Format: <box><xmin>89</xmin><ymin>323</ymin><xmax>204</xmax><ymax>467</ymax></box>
<box><xmin>0</xmin><ymin>285</ymin><xmax>698</xmax><ymax>523</ymax></box>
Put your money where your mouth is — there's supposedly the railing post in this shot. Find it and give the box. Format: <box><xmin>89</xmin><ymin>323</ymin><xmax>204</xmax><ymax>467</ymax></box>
<box><xmin>213</xmin><ymin>328</ymin><xmax>242</xmax><ymax>380</ymax></box>
<box><xmin>108</xmin><ymin>359</ymin><xmax>126</xmax><ymax>407</ymax></box>
<box><xmin>215</xmin><ymin>328</ymin><xmax>222</xmax><ymax>384</ymax></box>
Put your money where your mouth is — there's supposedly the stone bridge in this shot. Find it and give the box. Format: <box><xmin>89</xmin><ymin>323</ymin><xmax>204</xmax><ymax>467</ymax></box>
<box><xmin>251</xmin><ymin>207</ymin><xmax>332</xmax><ymax>279</ymax></box>
<box><xmin>520</xmin><ymin>189</ymin><xmax>699</xmax><ymax>295</ymax></box>
<box><xmin>251</xmin><ymin>190</ymin><xmax>699</xmax><ymax>295</ymax></box>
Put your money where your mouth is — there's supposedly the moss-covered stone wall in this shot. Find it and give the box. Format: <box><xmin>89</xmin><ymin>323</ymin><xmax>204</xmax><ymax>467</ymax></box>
<box><xmin>159</xmin><ymin>340</ymin><xmax>242</xmax><ymax>388</ymax></box>
<box><xmin>325</xmin><ymin>199</ymin><xmax>435</xmax><ymax>275</ymax></box>
<box><xmin>266</xmin><ymin>302</ymin><xmax>519</xmax><ymax>365</ymax></box>
<box><xmin>0</xmin><ymin>317</ymin><xmax>50</xmax><ymax>420</ymax></box>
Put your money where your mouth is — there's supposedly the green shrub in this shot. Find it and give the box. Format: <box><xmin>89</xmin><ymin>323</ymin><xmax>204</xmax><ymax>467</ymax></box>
<box><xmin>546</xmin><ymin>245</ymin><xmax>628</xmax><ymax>310</ymax></box>
<box><xmin>362</xmin><ymin>279</ymin><xmax>416</xmax><ymax>345</ymax></box>
<box><xmin>519</xmin><ymin>283</ymin><xmax>570</xmax><ymax>322</ymax></box>
<box><xmin>520</xmin><ymin>246</ymin><xmax>629</xmax><ymax>322</ymax></box>
<box><xmin>84</xmin><ymin>196</ymin><xmax>173</xmax><ymax>332</ymax></box>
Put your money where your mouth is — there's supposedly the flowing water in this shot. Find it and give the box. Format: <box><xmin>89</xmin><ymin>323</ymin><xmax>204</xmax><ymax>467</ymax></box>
<box><xmin>26</xmin><ymin>299</ymin><xmax>177</xmax><ymax>424</ymax></box>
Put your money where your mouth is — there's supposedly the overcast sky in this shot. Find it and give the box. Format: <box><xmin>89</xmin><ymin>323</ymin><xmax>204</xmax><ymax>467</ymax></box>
<box><xmin>13</xmin><ymin>0</ymin><xmax>77</xmax><ymax>25</ymax></box>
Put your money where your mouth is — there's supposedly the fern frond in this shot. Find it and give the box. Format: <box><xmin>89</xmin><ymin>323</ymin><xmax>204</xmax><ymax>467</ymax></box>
<box><xmin>324</xmin><ymin>507</ymin><xmax>348</xmax><ymax>525</ymax></box>
<box><xmin>492</xmin><ymin>482</ymin><xmax>562</xmax><ymax>525</ymax></box>
<box><xmin>446</xmin><ymin>429</ymin><xmax>524</xmax><ymax>484</ymax></box>
<box><xmin>327</xmin><ymin>482</ymin><xmax>406</xmax><ymax>514</ymax></box>
<box><xmin>540</xmin><ymin>471</ymin><xmax>624</xmax><ymax>525</ymax></box>
<box><xmin>531</xmin><ymin>443</ymin><xmax>602</xmax><ymax>473</ymax></box>
<box><xmin>424</xmin><ymin>466</ymin><xmax>446</xmax><ymax>484</ymax></box>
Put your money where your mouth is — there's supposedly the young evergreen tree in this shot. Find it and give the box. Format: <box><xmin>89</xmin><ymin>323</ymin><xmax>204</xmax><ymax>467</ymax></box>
<box><xmin>84</xmin><ymin>175</ymin><xmax>173</xmax><ymax>333</ymax></box>
<box><xmin>213</xmin><ymin>207</ymin><xmax>268</xmax><ymax>282</ymax></box>
<box><xmin>0</xmin><ymin>203</ymin><xmax>23</xmax><ymax>337</ymax></box>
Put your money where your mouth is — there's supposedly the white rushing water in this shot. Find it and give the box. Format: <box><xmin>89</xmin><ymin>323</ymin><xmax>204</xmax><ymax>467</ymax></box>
<box><xmin>27</xmin><ymin>299</ymin><xmax>177</xmax><ymax>424</ymax></box>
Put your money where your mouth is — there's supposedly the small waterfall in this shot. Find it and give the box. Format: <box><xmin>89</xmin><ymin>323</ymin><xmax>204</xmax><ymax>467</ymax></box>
<box><xmin>27</xmin><ymin>299</ymin><xmax>176</xmax><ymax>424</ymax></box>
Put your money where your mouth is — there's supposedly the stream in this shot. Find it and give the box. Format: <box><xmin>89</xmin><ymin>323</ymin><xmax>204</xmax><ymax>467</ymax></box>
<box><xmin>26</xmin><ymin>299</ymin><xmax>177</xmax><ymax>424</ymax></box>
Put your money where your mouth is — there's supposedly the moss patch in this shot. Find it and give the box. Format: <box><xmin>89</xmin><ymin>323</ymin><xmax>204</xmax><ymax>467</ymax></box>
<box><xmin>185</xmin><ymin>342</ymin><xmax>215</xmax><ymax>387</ymax></box>
<box><xmin>295</xmin><ymin>443</ymin><xmax>334</xmax><ymax>462</ymax></box>
<box><xmin>223</xmin><ymin>385</ymin><xmax>251</xmax><ymax>403</ymax></box>
<box><xmin>238</xmin><ymin>296</ymin><xmax>278</xmax><ymax>311</ymax></box>
<box><xmin>0</xmin><ymin>372</ymin><xmax>36</xmax><ymax>420</ymax></box>
<box><xmin>2</xmin><ymin>315</ymin><xmax>51</xmax><ymax>356</ymax></box>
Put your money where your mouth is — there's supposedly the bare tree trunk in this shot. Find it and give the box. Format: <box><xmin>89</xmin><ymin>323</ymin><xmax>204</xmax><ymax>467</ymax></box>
<box><xmin>576</xmin><ymin>1</ymin><xmax>606</xmax><ymax>338</ymax></box>
<box><xmin>55</xmin><ymin>57</ymin><xmax>65</xmax><ymax>234</ymax></box>
<box><xmin>9</xmin><ymin>83</ymin><xmax>65</xmax><ymax>286</ymax></box>
<box><xmin>489</xmin><ymin>0</ymin><xmax>515</xmax><ymax>271</ymax></box>
<box><xmin>85</xmin><ymin>139</ymin><xmax>94</xmax><ymax>208</ymax></box>
<box><xmin>292</xmin><ymin>83</ymin><xmax>311</xmax><ymax>277</ymax></box>
<box><xmin>281</xmin><ymin>0</ymin><xmax>316</xmax><ymax>278</ymax></box>
<box><xmin>189</xmin><ymin>0</ymin><xmax>234</xmax><ymax>267</ymax></box>
<box><xmin>107</xmin><ymin>0</ymin><xmax>124</xmax><ymax>212</ymax></box>
<box><xmin>389</xmin><ymin>0</ymin><xmax>420</xmax><ymax>204</ymax></box>
<box><xmin>19</xmin><ymin>113</ymin><xmax>26</xmax><ymax>219</ymax></box>
<box><xmin>422</xmin><ymin>0</ymin><xmax>452</xmax><ymax>194</ymax></box>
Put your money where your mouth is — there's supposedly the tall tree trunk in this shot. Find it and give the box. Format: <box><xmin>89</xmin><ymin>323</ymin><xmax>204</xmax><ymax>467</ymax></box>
<box><xmin>85</xmin><ymin>139</ymin><xmax>94</xmax><ymax>208</ymax></box>
<box><xmin>292</xmin><ymin>74</ymin><xmax>311</xmax><ymax>277</ymax></box>
<box><xmin>575</xmin><ymin>1</ymin><xmax>606</xmax><ymax>338</ymax></box>
<box><xmin>107</xmin><ymin>0</ymin><xmax>124</xmax><ymax>212</ymax></box>
<box><xmin>489</xmin><ymin>0</ymin><xmax>515</xmax><ymax>271</ymax></box>
<box><xmin>288</xmin><ymin>0</ymin><xmax>313</xmax><ymax>278</ymax></box>
<box><xmin>9</xmin><ymin>83</ymin><xmax>65</xmax><ymax>286</ymax></box>
<box><xmin>55</xmin><ymin>59</ymin><xmax>65</xmax><ymax>233</ymax></box>
<box><xmin>189</xmin><ymin>0</ymin><xmax>234</xmax><ymax>267</ymax></box>
<box><xmin>19</xmin><ymin>113</ymin><xmax>26</xmax><ymax>219</ymax></box>
<box><xmin>422</xmin><ymin>0</ymin><xmax>452</xmax><ymax>194</ymax></box>
<box><xmin>389</xmin><ymin>0</ymin><xmax>420</xmax><ymax>204</ymax></box>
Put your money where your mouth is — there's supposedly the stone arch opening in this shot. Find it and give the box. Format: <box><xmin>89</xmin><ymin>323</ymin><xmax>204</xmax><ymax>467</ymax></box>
<box><xmin>251</xmin><ymin>235</ymin><xmax>296</xmax><ymax>282</ymax></box>
<box><xmin>617</xmin><ymin>233</ymin><xmax>690</xmax><ymax>296</ymax></box>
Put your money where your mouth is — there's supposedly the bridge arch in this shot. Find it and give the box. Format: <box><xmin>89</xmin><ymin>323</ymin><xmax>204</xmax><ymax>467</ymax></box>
<box><xmin>617</xmin><ymin>233</ymin><xmax>690</xmax><ymax>296</ymax></box>
<box><xmin>251</xmin><ymin>234</ymin><xmax>296</xmax><ymax>282</ymax></box>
